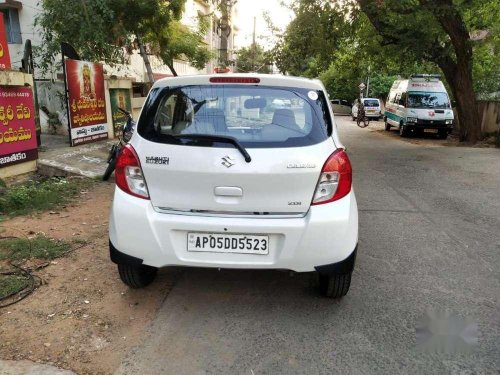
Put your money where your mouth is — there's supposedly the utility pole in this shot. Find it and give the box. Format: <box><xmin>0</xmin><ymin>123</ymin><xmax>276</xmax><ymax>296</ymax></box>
<box><xmin>252</xmin><ymin>16</ymin><xmax>256</xmax><ymax>71</ymax></box>
<box><xmin>366</xmin><ymin>65</ymin><xmax>371</xmax><ymax>97</ymax></box>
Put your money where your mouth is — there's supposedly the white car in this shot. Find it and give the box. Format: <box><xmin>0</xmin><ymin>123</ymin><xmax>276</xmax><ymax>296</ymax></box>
<box><xmin>352</xmin><ymin>98</ymin><xmax>382</xmax><ymax>121</ymax></box>
<box><xmin>109</xmin><ymin>74</ymin><xmax>358</xmax><ymax>298</ymax></box>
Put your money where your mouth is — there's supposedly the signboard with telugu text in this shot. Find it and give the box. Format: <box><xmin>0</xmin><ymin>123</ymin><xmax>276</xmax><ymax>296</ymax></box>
<box><xmin>109</xmin><ymin>88</ymin><xmax>132</xmax><ymax>138</ymax></box>
<box><xmin>0</xmin><ymin>87</ymin><xmax>38</xmax><ymax>168</ymax></box>
<box><xmin>65</xmin><ymin>59</ymin><xmax>108</xmax><ymax>146</ymax></box>
<box><xmin>0</xmin><ymin>13</ymin><xmax>11</xmax><ymax>70</ymax></box>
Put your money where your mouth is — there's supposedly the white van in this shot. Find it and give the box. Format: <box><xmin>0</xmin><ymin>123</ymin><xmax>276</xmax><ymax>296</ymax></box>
<box><xmin>384</xmin><ymin>74</ymin><xmax>454</xmax><ymax>138</ymax></box>
<box><xmin>352</xmin><ymin>98</ymin><xmax>382</xmax><ymax>121</ymax></box>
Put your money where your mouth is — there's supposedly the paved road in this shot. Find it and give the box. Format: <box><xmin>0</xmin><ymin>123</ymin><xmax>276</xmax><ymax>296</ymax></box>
<box><xmin>115</xmin><ymin>117</ymin><xmax>500</xmax><ymax>375</ymax></box>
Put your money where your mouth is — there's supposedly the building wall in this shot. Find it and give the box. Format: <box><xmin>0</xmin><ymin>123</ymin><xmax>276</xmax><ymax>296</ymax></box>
<box><xmin>1</xmin><ymin>0</ymin><xmax>42</xmax><ymax>71</ymax></box>
<box><xmin>2</xmin><ymin>0</ymin><xmax>239</xmax><ymax>81</ymax></box>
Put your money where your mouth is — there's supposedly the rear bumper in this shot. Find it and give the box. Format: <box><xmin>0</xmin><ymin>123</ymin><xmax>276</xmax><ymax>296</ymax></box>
<box><xmin>109</xmin><ymin>187</ymin><xmax>359</xmax><ymax>273</ymax></box>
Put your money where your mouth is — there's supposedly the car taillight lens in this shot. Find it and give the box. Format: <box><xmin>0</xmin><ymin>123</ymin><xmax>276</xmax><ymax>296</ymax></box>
<box><xmin>312</xmin><ymin>149</ymin><xmax>352</xmax><ymax>205</ymax></box>
<box><xmin>115</xmin><ymin>144</ymin><xmax>149</xmax><ymax>199</ymax></box>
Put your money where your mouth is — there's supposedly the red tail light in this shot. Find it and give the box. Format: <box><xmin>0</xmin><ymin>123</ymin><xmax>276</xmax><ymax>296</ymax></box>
<box><xmin>312</xmin><ymin>149</ymin><xmax>352</xmax><ymax>205</ymax></box>
<box><xmin>209</xmin><ymin>77</ymin><xmax>260</xmax><ymax>84</ymax></box>
<box><xmin>115</xmin><ymin>144</ymin><xmax>149</xmax><ymax>200</ymax></box>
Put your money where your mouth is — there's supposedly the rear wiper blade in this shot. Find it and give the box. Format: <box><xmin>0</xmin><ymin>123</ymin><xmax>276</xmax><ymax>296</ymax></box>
<box><xmin>172</xmin><ymin>134</ymin><xmax>252</xmax><ymax>163</ymax></box>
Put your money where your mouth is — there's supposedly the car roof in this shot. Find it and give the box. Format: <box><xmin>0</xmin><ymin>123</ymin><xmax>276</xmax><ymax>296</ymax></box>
<box><xmin>363</xmin><ymin>98</ymin><xmax>380</xmax><ymax>101</ymax></box>
<box><xmin>152</xmin><ymin>73</ymin><xmax>324</xmax><ymax>91</ymax></box>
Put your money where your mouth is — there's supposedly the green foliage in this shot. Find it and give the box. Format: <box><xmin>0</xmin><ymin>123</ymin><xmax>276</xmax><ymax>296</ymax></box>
<box><xmin>0</xmin><ymin>275</ymin><xmax>30</xmax><ymax>299</ymax></box>
<box><xmin>159</xmin><ymin>20</ymin><xmax>214</xmax><ymax>70</ymax></box>
<box><xmin>35</xmin><ymin>0</ymin><xmax>211</xmax><ymax>73</ymax></box>
<box><xmin>273</xmin><ymin>0</ymin><xmax>353</xmax><ymax>77</ymax></box>
<box><xmin>0</xmin><ymin>234</ymin><xmax>71</xmax><ymax>261</ymax></box>
<box><xmin>0</xmin><ymin>177</ymin><xmax>93</xmax><ymax>219</ymax></box>
<box><xmin>368</xmin><ymin>75</ymin><xmax>400</xmax><ymax>100</ymax></box>
<box><xmin>236</xmin><ymin>44</ymin><xmax>272</xmax><ymax>73</ymax></box>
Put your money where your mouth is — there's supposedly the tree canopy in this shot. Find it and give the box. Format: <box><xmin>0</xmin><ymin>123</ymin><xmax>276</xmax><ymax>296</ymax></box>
<box><xmin>235</xmin><ymin>44</ymin><xmax>272</xmax><ymax>73</ymax></box>
<box><xmin>273</xmin><ymin>0</ymin><xmax>499</xmax><ymax>142</ymax></box>
<box><xmin>35</xmin><ymin>0</ymin><xmax>211</xmax><ymax>79</ymax></box>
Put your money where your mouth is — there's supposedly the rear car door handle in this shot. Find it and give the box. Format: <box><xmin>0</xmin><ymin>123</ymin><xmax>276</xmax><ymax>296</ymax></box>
<box><xmin>214</xmin><ymin>186</ymin><xmax>243</xmax><ymax>197</ymax></box>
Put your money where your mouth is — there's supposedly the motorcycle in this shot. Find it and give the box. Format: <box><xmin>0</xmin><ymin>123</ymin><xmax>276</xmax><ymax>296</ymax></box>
<box><xmin>102</xmin><ymin>108</ymin><xmax>135</xmax><ymax>181</ymax></box>
<box><xmin>356</xmin><ymin>103</ymin><xmax>370</xmax><ymax>128</ymax></box>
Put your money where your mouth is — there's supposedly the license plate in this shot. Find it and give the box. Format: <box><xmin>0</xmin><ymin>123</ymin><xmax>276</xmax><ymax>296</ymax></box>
<box><xmin>187</xmin><ymin>233</ymin><xmax>269</xmax><ymax>255</ymax></box>
<box><xmin>424</xmin><ymin>129</ymin><xmax>438</xmax><ymax>134</ymax></box>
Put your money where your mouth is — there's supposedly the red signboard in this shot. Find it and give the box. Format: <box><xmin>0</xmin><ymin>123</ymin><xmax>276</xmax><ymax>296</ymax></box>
<box><xmin>65</xmin><ymin>59</ymin><xmax>108</xmax><ymax>146</ymax></box>
<box><xmin>0</xmin><ymin>87</ymin><xmax>38</xmax><ymax>168</ymax></box>
<box><xmin>0</xmin><ymin>13</ymin><xmax>11</xmax><ymax>70</ymax></box>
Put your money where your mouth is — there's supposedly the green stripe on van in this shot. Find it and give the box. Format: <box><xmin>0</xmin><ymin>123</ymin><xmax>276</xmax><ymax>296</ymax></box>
<box><xmin>385</xmin><ymin>111</ymin><xmax>403</xmax><ymax>123</ymax></box>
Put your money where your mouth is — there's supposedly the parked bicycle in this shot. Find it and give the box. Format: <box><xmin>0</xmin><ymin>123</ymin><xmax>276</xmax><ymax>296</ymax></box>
<box><xmin>102</xmin><ymin>108</ymin><xmax>135</xmax><ymax>181</ymax></box>
<box><xmin>356</xmin><ymin>102</ymin><xmax>370</xmax><ymax>128</ymax></box>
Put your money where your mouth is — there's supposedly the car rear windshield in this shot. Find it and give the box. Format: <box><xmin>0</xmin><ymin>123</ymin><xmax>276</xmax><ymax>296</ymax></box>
<box><xmin>407</xmin><ymin>92</ymin><xmax>450</xmax><ymax>109</ymax></box>
<box><xmin>137</xmin><ymin>85</ymin><xmax>331</xmax><ymax>148</ymax></box>
<box><xmin>363</xmin><ymin>99</ymin><xmax>379</xmax><ymax>107</ymax></box>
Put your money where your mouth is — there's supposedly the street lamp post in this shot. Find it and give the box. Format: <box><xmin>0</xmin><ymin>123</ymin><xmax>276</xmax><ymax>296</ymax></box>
<box><xmin>359</xmin><ymin>82</ymin><xmax>366</xmax><ymax>99</ymax></box>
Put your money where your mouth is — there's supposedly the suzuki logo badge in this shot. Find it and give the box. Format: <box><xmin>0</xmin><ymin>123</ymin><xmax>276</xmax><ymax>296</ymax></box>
<box><xmin>221</xmin><ymin>155</ymin><xmax>235</xmax><ymax>168</ymax></box>
<box><xmin>428</xmin><ymin>111</ymin><xmax>435</xmax><ymax>117</ymax></box>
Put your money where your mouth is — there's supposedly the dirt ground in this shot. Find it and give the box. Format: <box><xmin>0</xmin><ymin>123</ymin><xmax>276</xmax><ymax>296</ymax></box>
<box><xmin>0</xmin><ymin>182</ymin><xmax>177</xmax><ymax>375</ymax></box>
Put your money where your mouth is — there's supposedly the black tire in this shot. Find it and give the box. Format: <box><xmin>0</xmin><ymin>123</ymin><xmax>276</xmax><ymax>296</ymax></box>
<box><xmin>118</xmin><ymin>264</ymin><xmax>158</xmax><ymax>288</ymax></box>
<box><xmin>384</xmin><ymin>118</ymin><xmax>391</xmax><ymax>131</ymax></box>
<box><xmin>357</xmin><ymin>117</ymin><xmax>368</xmax><ymax>128</ymax></box>
<box><xmin>318</xmin><ymin>272</ymin><xmax>352</xmax><ymax>298</ymax></box>
<box><xmin>102</xmin><ymin>159</ymin><xmax>116</xmax><ymax>181</ymax></box>
<box><xmin>399</xmin><ymin>123</ymin><xmax>409</xmax><ymax>137</ymax></box>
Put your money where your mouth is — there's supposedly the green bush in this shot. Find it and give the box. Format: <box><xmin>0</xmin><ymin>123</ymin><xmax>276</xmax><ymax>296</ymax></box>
<box><xmin>0</xmin><ymin>177</ymin><xmax>93</xmax><ymax>219</ymax></box>
<box><xmin>0</xmin><ymin>234</ymin><xmax>71</xmax><ymax>261</ymax></box>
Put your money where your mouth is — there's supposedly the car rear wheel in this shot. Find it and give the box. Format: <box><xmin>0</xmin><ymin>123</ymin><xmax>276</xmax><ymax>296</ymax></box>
<box><xmin>118</xmin><ymin>264</ymin><xmax>158</xmax><ymax>288</ymax></box>
<box><xmin>318</xmin><ymin>272</ymin><xmax>352</xmax><ymax>298</ymax></box>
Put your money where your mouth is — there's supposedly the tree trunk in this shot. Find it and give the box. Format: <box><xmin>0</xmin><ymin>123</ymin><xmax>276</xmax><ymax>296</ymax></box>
<box><xmin>439</xmin><ymin>59</ymin><xmax>482</xmax><ymax>142</ymax></box>
<box><xmin>166</xmin><ymin>61</ymin><xmax>178</xmax><ymax>77</ymax></box>
<box><xmin>420</xmin><ymin>0</ymin><xmax>482</xmax><ymax>142</ymax></box>
<box><xmin>136</xmin><ymin>33</ymin><xmax>154</xmax><ymax>83</ymax></box>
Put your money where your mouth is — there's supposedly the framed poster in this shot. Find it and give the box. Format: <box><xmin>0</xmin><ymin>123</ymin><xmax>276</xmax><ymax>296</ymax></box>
<box><xmin>109</xmin><ymin>88</ymin><xmax>132</xmax><ymax>137</ymax></box>
<box><xmin>65</xmin><ymin>59</ymin><xmax>108</xmax><ymax>146</ymax></box>
<box><xmin>0</xmin><ymin>87</ymin><xmax>38</xmax><ymax>168</ymax></box>
<box><xmin>0</xmin><ymin>13</ymin><xmax>11</xmax><ymax>70</ymax></box>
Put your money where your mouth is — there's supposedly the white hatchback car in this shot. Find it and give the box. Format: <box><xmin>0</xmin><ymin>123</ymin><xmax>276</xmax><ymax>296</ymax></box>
<box><xmin>109</xmin><ymin>74</ymin><xmax>358</xmax><ymax>298</ymax></box>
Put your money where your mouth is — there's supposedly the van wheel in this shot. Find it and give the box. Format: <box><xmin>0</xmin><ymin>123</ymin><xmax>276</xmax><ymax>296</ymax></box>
<box><xmin>118</xmin><ymin>264</ymin><xmax>157</xmax><ymax>288</ymax></box>
<box><xmin>399</xmin><ymin>123</ymin><xmax>409</xmax><ymax>137</ymax></box>
<box><xmin>384</xmin><ymin>118</ymin><xmax>391</xmax><ymax>131</ymax></box>
<box><xmin>318</xmin><ymin>272</ymin><xmax>352</xmax><ymax>298</ymax></box>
